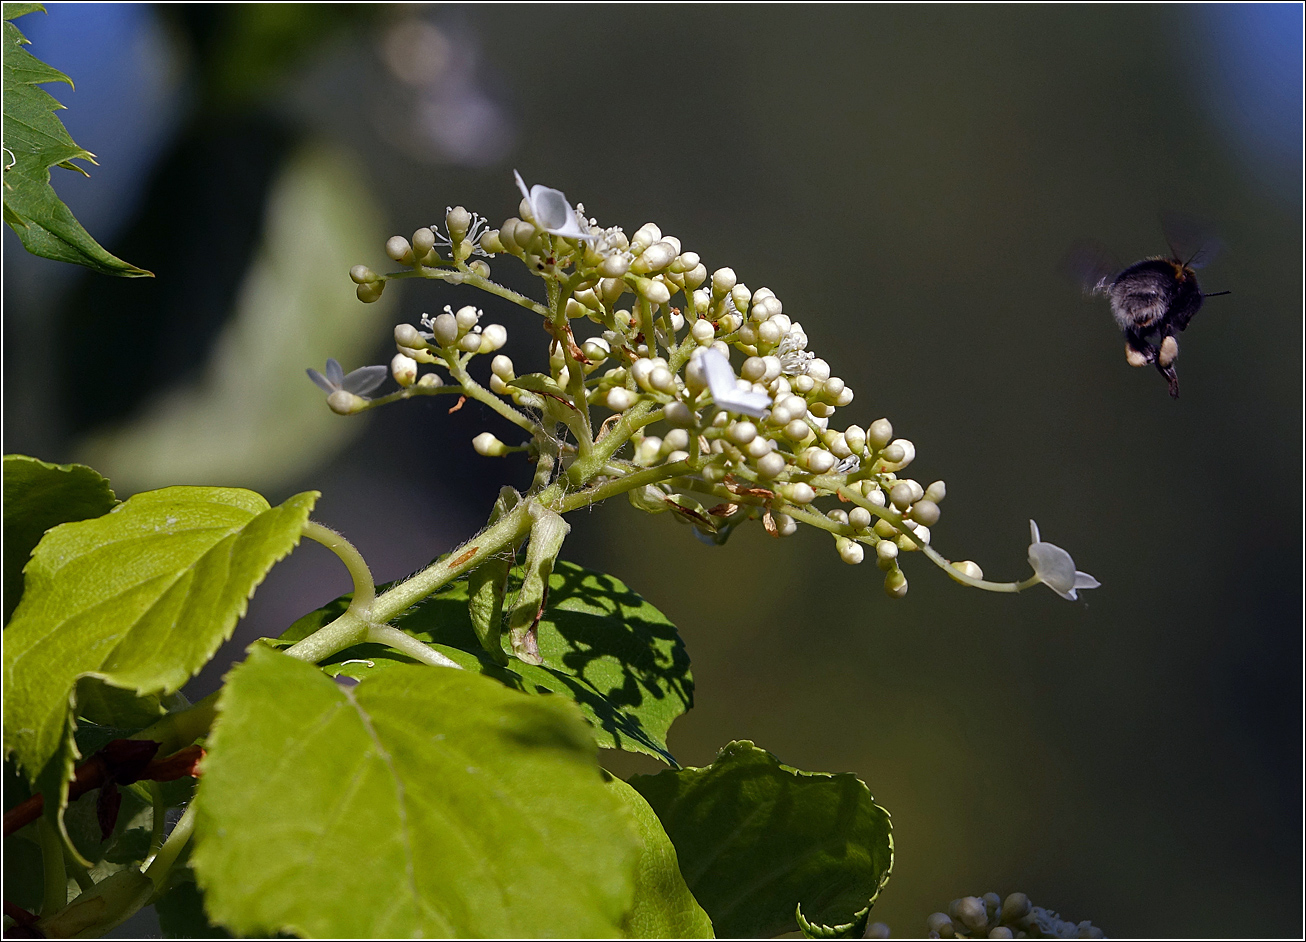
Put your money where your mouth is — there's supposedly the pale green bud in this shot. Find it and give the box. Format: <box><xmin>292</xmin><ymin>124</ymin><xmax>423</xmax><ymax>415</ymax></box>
<box><xmin>455</xmin><ymin>305</ymin><xmax>480</xmax><ymax>331</ymax></box>
<box><xmin>417</xmin><ymin>373</ymin><xmax>442</xmax><ymax>388</ymax></box>
<box><xmin>565</xmin><ymin>298</ymin><xmax>587</xmax><ymax>319</ymax></box>
<box><xmin>849</xmin><ymin>506</ymin><xmax>873</xmax><ymax>530</ymax></box>
<box><xmin>881</xmin><ymin>442</ymin><xmax>906</xmax><ymax>464</ymax></box>
<box><xmin>664</xmin><ymin>401</ymin><xmax>695</xmax><ymax>427</ymax></box>
<box><xmin>783</xmin><ymin>419</ymin><xmax>811</xmax><ymax>442</ymax></box>
<box><xmin>909</xmin><ymin>499</ymin><xmax>940</xmax><ymax>526</ymax></box>
<box><xmin>925</xmin><ymin>480</ymin><xmax>946</xmax><ymax>503</ymax></box>
<box><xmin>582</xmin><ymin>337</ymin><xmax>611</xmax><ymax>363</ymax></box>
<box><xmin>634</xmin><ymin>436</ymin><xmax>663</xmax><ymax>466</ymax></box>
<box><xmin>774</xmin><ymin>512</ymin><xmax>797</xmax><ymax>536</ymax></box>
<box><xmin>844</xmin><ymin>425</ymin><xmax>866</xmax><ymax>454</ymax></box>
<box><xmin>327</xmin><ymin>390</ymin><xmax>366</xmax><ymax>415</ymax></box>
<box><xmin>952</xmin><ymin>560</ymin><xmax>984</xmax><ymax>580</ymax></box>
<box><xmin>394</xmin><ymin>323</ymin><xmax>424</xmax><ymax>348</ymax></box>
<box><xmin>431</xmin><ymin>313</ymin><xmax>458</xmax><ymax>346</ymax></box>
<box><xmin>731</xmin><ymin>284</ymin><xmax>751</xmax><ymax>314</ymax></box>
<box><xmin>890</xmin><ymin>482</ymin><xmax>914</xmax><ymax>510</ymax></box>
<box><xmin>727</xmin><ymin>421</ymin><xmax>758</xmax><ymax>446</ymax></box>
<box><xmin>600</xmin><ymin>277</ymin><xmax>626</xmax><ymax>304</ymax></box>
<box><xmin>350</xmin><ymin>264</ymin><xmax>378</xmax><ymax>284</ymax></box>
<box><xmin>634</xmin><ymin>277</ymin><xmax>671</xmax><ymax>305</ymax></box>
<box><xmin>662</xmin><ymin>428</ymin><xmax>690</xmax><ymax>452</ymax></box>
<box><xmin>512</xmin><ymin>219</ymin><xmax>537</xmax><ymax>249</ymax></box>
<box><xmin>480</xmin><ymin>229</ymin><xmax>505</xmax><ymax>254</ymax></box>
<box><xmin>691</xmin><ymin>319</ymin><xmax>716</xmax><ymax>345</ymax></box>
<box><xmin>606</xmin><ymin>387</ymin><xmax>636</xmax><ymax>411</ymax></box>
<box><xmin>799</xmin><ymin>447</ymin><xmax>836</xmax><ymax>473</ymax></box>
<box><xmin>458</xmin><ymin>332</ymin><xmax>482</xmax><ymax>353</ymax></box>
<box><xmin>873</xmin><ymin>518</ymin><xmax>898</xmax><ymax>539</ymax></box>
<box><xmin>473</xmin><ymin>432</ymin><xmax>509</xmax><ymax>457</ymax></box>
<box><xmin>631</xmin><ymin>222</ymin><xmax>661</xmax><ymax>252</ymax></box>
<box><xmin>884</xmin><ymin>568</ymin><xmax>908</xmax><ymax>598</ymax></box>
<box><xmin>356</xmin><ymin>281</ymin><xmax>384</xmax><ymax>303</ymax></box>
<box><xmin>712</xmin><ymin>267</ymin><xmax>737</xmax><ymax>294</ymax></box>
<box><xmin>780</xmin><ymin>482</ymin><xmax>816</xmax><ymax>504</ymax></box>
<box><xmin>684</xmin><ymin>263</ymin><xmax>708</xmax><ymax>290</ymax></box>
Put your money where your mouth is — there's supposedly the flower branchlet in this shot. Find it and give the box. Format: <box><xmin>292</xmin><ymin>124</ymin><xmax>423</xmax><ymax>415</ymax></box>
<box><xmin>311</xmin><ymin>171</ymin><xmax>1097</xmax><ymax>616</ymax></box>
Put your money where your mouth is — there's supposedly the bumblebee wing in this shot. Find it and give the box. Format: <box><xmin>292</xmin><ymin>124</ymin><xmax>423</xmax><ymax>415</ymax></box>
<box><xmin>1060</xmin><ymin>240</ymin><xmax>1121</xmax><ymax>295</ymax></box>
<box><xmin>1161</xmin><ymin>211</ymin><xmax>1224</xmax><ymax>269</ymax></box>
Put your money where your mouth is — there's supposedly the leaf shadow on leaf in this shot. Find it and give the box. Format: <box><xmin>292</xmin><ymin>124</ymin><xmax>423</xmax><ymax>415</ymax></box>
<box><xmin>275</xmin><ymin>561</ymin><xmax>694</xmax><ymax>765</ymax></box>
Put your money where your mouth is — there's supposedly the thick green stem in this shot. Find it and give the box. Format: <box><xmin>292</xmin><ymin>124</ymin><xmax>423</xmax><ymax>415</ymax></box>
<box><xmin>144</xmin><ymin>802</ymin><xmax>196</xmax><ymax>894</ymax></box>
<box><xmin>367</xmin><ymin>625</ymin><xmax>462</xmax><ymax>668</ymax></box>
<box><xmin>554</xmin><ymin>458</ymin><xmax>694</xmax><ymax>513</ymax></box>
<box><xmin>38</xmin><ymin>817</ymin><xmax>67</xmax><ymax>916</ymax></box>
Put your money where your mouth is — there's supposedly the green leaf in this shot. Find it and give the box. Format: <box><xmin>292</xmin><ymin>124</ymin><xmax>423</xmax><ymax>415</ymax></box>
<box><xmin>3</xmin><ymin>455</ymin><xmax>117</xmax><ymax>624</ymax></box>
<box><xmin>192</xmin><ymin>646</ymin><xmax>639</xmax><ymax>938</ymax></box>
<box><xmin>606</xmin><ymin>773</ymin><xmax>714</xmax><ymax>938</ymax></box>
<box><xmin>630</xmin><ymin>741</ymin><xmax>893</xmax><ymax>939</ymax></box>
<box><xmin>507</xmin><ymin>505</ymin><xmax>569</xmax><ymax>664</ymax></box>
<box><xmin>2</xmin><ymin>5</ymin><xmax>151</xmax><ymax>276</ymax></box>
<box><xmin>155</xmin><ymin>875</ymin><xmax>234</xmax><ymax>940</ymax></box>
<box><xmin>3</xmin><ymin>486</ymin><xmax>318</xmax><ymax>788</ymax></box>
<box><xmin>277</xmin><ymin>560</ymin><xmax>694</xmax><ymax>764</ymax></box>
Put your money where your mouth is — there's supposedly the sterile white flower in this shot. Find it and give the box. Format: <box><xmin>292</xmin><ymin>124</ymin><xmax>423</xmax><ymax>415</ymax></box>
<box><xmin>1028</xmin><ymin>520</ymin><xmax>1101</xmax><ymax>601</ymax></box>
<box><xmin>306</xmin><ymin>358</ymin><xmax>387</xmax><ymax>398</ymax></box>
<box><xmin>699</xmin><ymin>348</ymin><xmax>771</xmax><ymax>418</ymax></box>
<box><xmin>514</xmin><ymin>170</ymin><xmax>597</xmax><ymax>240</ymax></box>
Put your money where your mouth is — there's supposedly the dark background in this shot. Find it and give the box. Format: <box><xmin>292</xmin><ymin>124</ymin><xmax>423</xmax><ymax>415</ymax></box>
<box><xmin>4</xmin><ymin>4</ymin><xmax>1301</xmax><ymax>937</ymax></box>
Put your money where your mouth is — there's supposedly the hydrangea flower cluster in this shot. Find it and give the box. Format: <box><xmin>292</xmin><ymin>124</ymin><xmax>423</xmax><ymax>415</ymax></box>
<box><xmin>321</xmin><ymin>173</ymin><xmax>1097</xmax><ymax>601</ymax></box>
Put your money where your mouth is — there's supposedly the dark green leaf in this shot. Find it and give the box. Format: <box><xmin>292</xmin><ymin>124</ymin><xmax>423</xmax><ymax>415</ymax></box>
<box><xmin>607</xmin><ymin>773</ymin><xmax>713</xmax><ymax>938</ymax></box>
<box><xmin>103</xmin><ymin>826</ymin><xmax>152</xmax><ymax>865</ymax></box>
<box><xmin>155</xmin><ymin>875</ymin><xmax>234</xmax><ymax>940</ymax></box>
<box><xmin>277</xmin><ymin>560</ymin><xmax>694</xmax><ymax>764</ymax></box>
<box><xmin>3</xmin><ymin>455</ymin><xmax>117</xmax><ymax>624</ymax></box>
<box><xmin>2</xmin><ymin>6</ymin><xmax>151</xmax><ymax>275</ymax></box>
<box><xmin>191</xmin><ymin>646</ymin><xmax>639</xmax><ymax>938</ymax></box>
<box><xmin>630</xmin><ymin>740</ymin><xmax>893</xmax><ymax>939</ymax></box>
<box><xmin>3</xmin><ymin>486</ymin><xmax>318</xmax><ymax>788</ymax></box>
<box><xmin>3</xmin><ymin>833</ymin><xmax>43</xmax><ymax>913</ymax></box>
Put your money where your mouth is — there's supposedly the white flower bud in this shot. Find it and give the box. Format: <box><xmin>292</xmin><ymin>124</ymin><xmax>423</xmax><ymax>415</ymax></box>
<box><xmin>664</xmin><ymin>449</ymin><xmax>690</xmax><ymax>464</ymax></box>
<box><xmin>599</xmin><ymin>253</ymin><xmax>631</xmax><ymax>277</ymax></box>
<box><xmin>712</xmin><ymin>267</ymin><xmax>737</xmax><ymax>294</ymax></box>
<box><xmin>669</xmin><ymin>310</ymin><xmax>685</xmax><ymax>332</ymax></box>
<box><xmin>761</xmin><ymin>356</ymin><xmax>783</xmax><ymax>383</ymax></box>
<box><xmin>446</xmin><ymin>206</ymin><xmax>472</xmax><ymax>242</ymax></box>
<box><xmin>417</xmin><ymin>373</ymin><xmax>443</xmax><ymax>388</ymax></box>
<box><xmin>455</xmin><ymin>305</ymin><xmax>480</xmax><ymax>331</ymax></box>
<box><xmin>634</xmin><ymin>240</ymin><xmax>677</xmax><ymax>273</ymax></box>
<box><xmin>741</xmin><ymin>357</ymin><xmax>767</xmax><ymax>382</ymax></box>
<box><xmin>513</xmin><ymin>219</ymin><xmax>537</xmax><ymax>248</ymax></box>
<box><xmin>664</xmin><ymin>401</ymin><xmax>695</xmax><ymax>427</ymax></box>
<box><xmin>849</xmin><ymin>506</ymin><xmax>873</xmax><ymax>530</ymax></box>
<box><xmin>925</xmin><ymin>480</ymin><xmax>946</xmax><ymax>503</ymax></box>
<box><xmin>691</xmin><ymin>319</ymin><xmax>716</xmax><ymax>344</ymax></box>
<box><xmin>909</xmin><ymin>499</ymin><xmax>940</xmax><ymax>526</ymax></box>
<box><xmin>809</xmin><ymin>402</ymin><xmax>835</xmax><ymax>418</ymax></box>
<box><xmin>650</xmin><ymin>366</ymin><xmax>676</xmax><ymax>393</ymax></box>
<box><xmin>832</xmin><ymin>537</ymin><xmax>862</xmax><ymax>565</ymax></box>
<box><xmin>395</xmin><ymin>323</ymin><xmax>424</xmax><ymax>348</ymax></box>
<box><xmin>480</xmin><ymin>229</ymin><xmax>505</xmax><ymax>254</ymax></box>
<box><xmin>390</xmin><ymin>353</ymin><xmax>417</xmax><ymax>387</ymax></box>
<box><xmin>952</xmin><ymin>560</ymin><xmax>984</xmax><ymax>580</ymax></box>
<box><xmin>412</xmin><ymin>227</ymin><xmax>437</xmax><ymax>258</ymax></box>
<box><xmin>458</xmin><ymin>332</ymin><xmax>482</xmax><ymax>353</ymax></box>
<box><xmin>881</xmin><ymin>443</ymin><xmax>905</xmax><ymax>464</ymax></box>
<box><xmin>755</xmin><ymin>451</ymin><xmax>787</xmax><ymax>477</ymax></box>
<box><xmin>635</xmin><ymin>277</ymin><xmax>671</xmax><ymax>305</ymax></box>
<box><xmin>634</xmin><ymin>436</ymin><xmax>663</xmax><ymax>466</ymax></box>
<box><xmin>717</xmin><ymin>312</ymin><xmax>742</xmax><ymax>333</ymax></box>
<box><xmin>432</xmin><ymin>313</ymin><xmax>458</xmax><ymax>346</ymax></box>
<box><xmin>726</xmin><ymin>421</ymin><xmax>758</xmax><ymax>446</ymax></box>
<box><xmin>883</xmin><ymin>438</ymin><xmax>915</xmax><ymax>470</ymax></box>
<box><xmin>806</xmin><ymin>358</ymin><xmax>831</xmax><ymax>382</ymax></box>
<box><xmin>876</xmin><ymin>538</ymin><xmax>898</xmax><ymax>562</ymax></box>
<box><xmin>478</xmin><ymin>323</ymin><xmax>507</xmax><ymax>353</ymax></box>
<box><xmin>631</xmin><ymin>223</ymin><xmax>661</xmax><ymax>251</ymax></box>
<box><xmin>630</xmin><ymin>358</ymin><xmax>657</xmax><ymax>390</ymax></box>
<box><xmin>835</xmin><ymin>387</ymin><xmax>854</xmax><ymax>407</ymax></box>
<box><xmin>784</xmin><ymin>418</ymin><xmax>811</xmax><ymax>442</ymax></box>
<box><xmin>385</xmin><ymin>235</ymin><xmax>414</xmax><ymax>264</ymax></box>
<box><xmin>774</xmin><ymin>513</ymin><xmax>797</xmax><ymax>537</ymax></box>
<box><xmin>662</xmin><ymin>428</ymin><xmax>690</xmax><ymax>452</ymax></box>
<box><xmin>742</xmin><ymin>436</ymin><xmax>770</xmax><ymax>459</ymax></box>
<box><xmin>821</xmin><ymin>376</ymin><xmax>846</xmax><ymax>401</ymax></box>
<box><xmin>684</xmin><ymin>353</ymin><xmax>709</xmax><ymax>393</ymax></box>
<box><xmin>781</xmin><ymin>482</ymin><xmax>816</xmax><ymax>504</ymax></box>
<box><xmin>350</xmin><ymin>264</ymin><xmax>378</xmax><ymax>284</ymax></box>
<box><xmin>827</xmin><ymin>432</ymin><xmax>852</xmax><ymax>459</ymax></box>
<box><xmin>581</xmin><ymin>337</ymin><xmax>611</xmax><ymax>363</ymax></box>
<box><xmin>800</xmin><ymin>447</ymin><xmax>836</xmax><ymax>473</ymax></box>
<box><xmin>883</xmin><ymin>568</ymin><xmax>908</xmax><ymax>598</ymax></box>
<box><xmin>889</xmin><ymin>482</ymin><xmax>914</xmax><ymax>509</ymax></box>
<box><xmin>769</xmin><ymin>313</ymin><xmax>791</xmax><ymax>334</ymax></box>
<box><xmin>730</xmin><ymin>284</ymin><xmax>751</xmax><ymax>315</ymax></box>
<box><xmin>491</xmin><ymin>355</ymin><xmax>515</xmax><ymax>381</ymax></box>
<box><xmin>868</xmin><ymin>418</ymin><xmax>893</xmax><ymax>449</ymax></box>
<box><xmin>489</xmin><ymin>375</ymin><xmax>511</xmax><ymax>395</ymax></box>
<box><xmin>684</xmin><ymin>263</ymin><xmax>708</xmax><ymax>290</ymax></box>
<box><xmin>606</xmin><ymin>387</ymin><xmax>636</xmax><ymax>411</ymax></box>
<box><xmin>600</xmin><ymin>277</ymin><xmax>627</xmax><ymax>304</ymax></box>
<box><xmin>736</xmin><ymin>323</ymin><xmax>759</xmax><ymax>346</ymax></box>
<box><xmin>793</xmin><ymin>374</ymin><xmax>816</xmax><ymax>394</ymax></box>
<box><xmin>327</xmin><ymin>390</ymin><xmax>366</xmax><ymax>415</ymax></box>
<box><xmin>473</xmin><ymin>432</ymin><xmax>509</xmax><ymax>457</ymax></box>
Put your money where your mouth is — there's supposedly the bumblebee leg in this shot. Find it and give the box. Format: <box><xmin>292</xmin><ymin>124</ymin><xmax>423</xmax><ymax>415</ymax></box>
<box><xmin>1123</xmin><ymin>331</ymin><xmax>1155</xmax><ymax>368</ymax></box>
<box><xmin>1157</xmin><ymin>362</ymin><xmax>1179</xmax><ymax>398</ymax></box>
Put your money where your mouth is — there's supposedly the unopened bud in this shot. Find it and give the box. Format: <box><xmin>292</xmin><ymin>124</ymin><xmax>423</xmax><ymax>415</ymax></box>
<box><xmin>479</xmin><ymin>324</ymin><xmax>508</xmax><ymax>353</ymax></box>
<box><xmin>780</xmin><ymin>482</ymin><xmax>816</xmax><ymax>504</ymax></box>
<box><xmin>691</xmin><ymin>319</ymin><xmax>716</xmax><ymax>344</ymax></box>
<box><xmin>431</xmin><ymin>313</ymin><xmax>458</xmax><ymax>346</ymax></box>
<box><xmin>712</xmin><ymin>267</ymin><xmax>737</xmax><ymax>294</ymax></box>
<box><xmin>664</xmin><ymin>401</ymin><xmax>695</xmax><ymax>427</ymax></box>
<box><xmin>909</xmin><ymin>499</ymin><xmax>940</xmax><ymax>526</ymax></box>
<box><xmin>394</xmin><ymin>323</ymin><xmax>424</xmax><ymax>348</ymax></box>
<box><xmin>867</xmin><ymin>418</ymin><xmax>893</xmax><ymax>449</ymax></box>
<box><xmin>849</xmin><ymin>506</ymin><xmax>873</xmax><ymax>530</ymax></box>
<box><xmin>390</xmin><ymin>353</ymin><xmax>417</xmax><ymax>387</ymax></box>
<box><xmin>327</xmin><ymin>390</ymin><xmax>366</xmax><ymax>415</ymax></box>
<box><xmin>606</xmin><ymin>387</ymin><xmax>636</xmax><ymax>411</ymax></box>
<box><xmin>836</xmin><ymin>537</ymin><xmax>864</xmax><ymax>565</ymax></box>
<box><xmin>446</xmin><ymin>206</ymin><xmax>472</xmax><ymax>242</ymax></box>
<box><xmin>755</xmin><ymin>451</ymin><xmax>787</xmax><ymax>478</ymax></box>
<box><xmin>925</xmin><ymin>480</ymin><xmax>946</xmax><ymax>503</ymax></box>
<box><xmin>412</xmin><ymin>227</ymin><xmax>436</xmax><ymax>260</ymax></box>
<box><xmin>356</xmin><ymin>281</ymin><xmax>384</xmax><ymax>303</ymax></box>
<box><xmin>350</xmin><ymin>264</ymin><xmax>378</xmax><ymax>284</ymax></box>
<box><xmin>951</xmin><ymin>560</ymin><xmax>983</xmax><ymax>580</ymax></box>
<box><xmin>884</xmin><ymin>568</ymin><xmax>908</xmax><ymax>598</ymax></box>
<box><xmin>385</xmin><ymin>236</ymin><xmax>414</xmax><ymax>264</ymax></box>
<box><xmin>774</xmin><ymin>512</ymin><xmax>797</xmax><ymax>536</ymax></box>
<box><xmin>473</xmin><ymin>432</ymin><xmax>509</xmax><ymax>457</ymax></box>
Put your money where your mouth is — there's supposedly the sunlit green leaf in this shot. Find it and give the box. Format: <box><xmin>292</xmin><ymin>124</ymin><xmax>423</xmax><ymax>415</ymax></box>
<box><xmin>3</xmin><ymin>455</ymin><xmax>117</xmax><ymax>624</ymax></box>
<box><xmin>630</xmin><ymin>740</ymin><xmax>893</xmax><ymax>939</ymax></box>
<box><xmin>3</xmin><ymin>486</ymin><xmax>318</xmax><ymax>787</ymax></box>
<box><xmin>277</xmin><ymin>560</ymin><xmax>694</xmax><ymax>764</ymax></box>
<box><xmin>1</xmin><ymin>5</ymin><xmax>151</xmax><ymax>275</ymax></box>
<box><xmin>192</xmin><ymin>647</ymin><xmax>639</xmax><ymax>938</ymax></box>
<box><xmin>606</xmin><ymin>773</ymin><xmax>713</xmax><ymax>938</ymax></box>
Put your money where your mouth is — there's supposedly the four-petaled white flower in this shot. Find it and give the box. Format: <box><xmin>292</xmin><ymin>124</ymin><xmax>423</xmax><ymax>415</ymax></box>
<box><xmin>514</xmin><ymin>170</ymin><xmax>596</xmax><ymax>240</ymax></box>
<box><xmin>699</xmin><ymin>348</ymin><xmax>771</xmax><ymax>418</ymax></box>
<box><xmin>1028</xmin><ymin>520</ymin><xmax>1100</xmax><ymax>601</ymax></box>
<box><xmin>307</xmin><ymin>358</ymin><xmax>388</xmax><ymax>399</ymax></box>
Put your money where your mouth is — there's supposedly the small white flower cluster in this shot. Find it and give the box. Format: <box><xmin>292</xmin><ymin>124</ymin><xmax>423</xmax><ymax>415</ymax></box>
<box><xmin>325</xmin><ymin>171</ymin><xmax>1098</xmax><ymax>602</ymax></box>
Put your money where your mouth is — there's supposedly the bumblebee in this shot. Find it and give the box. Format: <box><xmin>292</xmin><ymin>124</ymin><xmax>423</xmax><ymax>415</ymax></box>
<box><xmin>1067</xmin><ymin>218</ymin><xmax>1230</xmax><ymax>398</ymax></box>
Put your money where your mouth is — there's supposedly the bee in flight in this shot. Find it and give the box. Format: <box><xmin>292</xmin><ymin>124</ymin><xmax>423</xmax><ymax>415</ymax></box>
<box><xmin>1065</xmin><ymin>216</ymin><xmax>1231</xmax><ymax>399</ymax></box>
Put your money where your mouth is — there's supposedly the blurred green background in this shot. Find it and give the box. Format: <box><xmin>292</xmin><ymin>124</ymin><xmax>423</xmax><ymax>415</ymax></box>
<box><xmin>4</xmin><ymin>4</ymin><xmax>1301</xmax><ymax>937</ymax></box>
